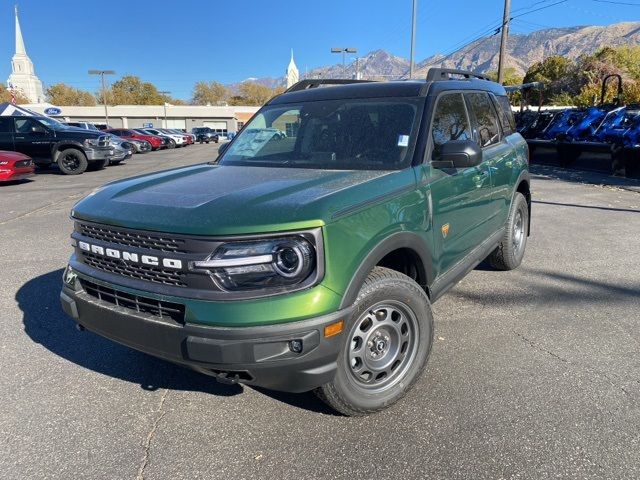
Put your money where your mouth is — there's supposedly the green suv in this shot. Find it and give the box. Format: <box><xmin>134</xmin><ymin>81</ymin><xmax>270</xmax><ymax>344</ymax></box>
<box><xmin>60</xmin><ymin>69</ymin><xmax>530</xmax><ymax>416</ymax></box>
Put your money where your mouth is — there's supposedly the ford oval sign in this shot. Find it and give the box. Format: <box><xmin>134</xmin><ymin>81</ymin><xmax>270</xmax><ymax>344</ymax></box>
<box><xmin>44</xmin><ymin>107</ymin><xmax>61</xmax><ymax>115</ymax></box>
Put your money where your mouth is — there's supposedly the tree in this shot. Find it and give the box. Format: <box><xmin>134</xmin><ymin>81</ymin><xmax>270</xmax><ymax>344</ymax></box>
<box><xmin>486</xmin><ymin>67</ymin><xmax>523</xmax><ymax>86</ymax></box>
<box><xmin>523</xmin><ymin>56</ymin><xmax>575</xmax><ymax>105</ymax></box>
<box><xmin>191</xmin><ymin>81</ymin><xmax>229</xmax><ymax>105</ymax></box>
<box><xmin>46</xmin><ymin>83</ymin><xmax>96</xmax><ymax>106</ymax></box>
<box><xmin>0</xmin><ymin>84</ymin><xmax>30</xmax><ymax>104</ymax></box>
<box><xmin>228</xmin><ymin>82</ymin><xmax>283</xmax><ymax>106</ymax></box>
<box><xmin>99</xmin><ymin>75</ymin><xmax>171</xmax><ymax>105</ymax></box>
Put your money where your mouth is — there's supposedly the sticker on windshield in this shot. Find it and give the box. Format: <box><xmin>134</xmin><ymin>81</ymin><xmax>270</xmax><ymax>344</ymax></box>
<box><xmin>397</xmin><ymin>135</ymin><xmax>409</xmax><ymax>147</ymax></box>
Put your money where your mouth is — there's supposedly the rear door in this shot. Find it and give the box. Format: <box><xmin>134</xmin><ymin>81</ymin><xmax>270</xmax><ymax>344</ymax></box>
<box><xmin>0</xmin><ymin>117</ymin><xmax>14</xmax><ymax>151</ymax></box>
<box><xmin>13</xmin><ymin>118</ymin><xmax>53</xmax><ymax>160</ymax></box>
<box><xmin>425</xmin><ymin>92</ymin><xmax>495</xmax><ymax>275</ymax></box>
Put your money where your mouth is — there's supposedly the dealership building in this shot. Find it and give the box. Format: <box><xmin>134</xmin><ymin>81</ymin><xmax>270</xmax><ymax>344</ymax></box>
<box><xmin>21</xmin><ymin>104</ymin><xmax>260</xmax><ymax>134</ymax></box>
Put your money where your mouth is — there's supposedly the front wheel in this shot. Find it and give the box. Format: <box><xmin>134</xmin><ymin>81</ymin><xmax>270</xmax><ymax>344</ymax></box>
<box><xmin>487</xmin><ymin>192</ymin><xmax>529</xmax><ymax>270</ymax></box>
<box><xmin>57</xmin><ymin>148</ymin><xmax>88</xmax><ymax>175</ymax></box>
<box><xmin>315</xmin><ymin>267</ymin><xmax>433</xmax><ymax>416</ymax></box>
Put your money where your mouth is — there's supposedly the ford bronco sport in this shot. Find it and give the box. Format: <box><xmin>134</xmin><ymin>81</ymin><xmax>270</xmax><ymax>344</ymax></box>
<box><xmin>60</xmin><ymin>69</ymin><xmax>530</xmax><ymax>416</ymax></box>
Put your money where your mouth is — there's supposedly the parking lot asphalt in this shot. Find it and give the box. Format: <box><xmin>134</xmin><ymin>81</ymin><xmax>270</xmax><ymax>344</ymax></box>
<box><xmin>1</xmin><ymin>146</ymin><xmax>639</xmax><ymax>480</ymax></box>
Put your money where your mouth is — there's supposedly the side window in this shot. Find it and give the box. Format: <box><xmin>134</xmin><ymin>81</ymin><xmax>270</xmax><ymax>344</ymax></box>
<box><xmin>466</xmin><ymin>92</ymin><xmax>500</xmax><ymax>147</ymax></box>
<box><xmin>430</xmin><ymin>93</ymin><xmax>472</xmax><ymax>160</ymax></box>
<box><xmin>14</xmin><ymin>118</ymin><xmax>42</xmax><ymax>134</ymax></box>
<box><xmin>0</xmin><ymin>118</ymin><xmax>13</xmax><ymax>133</ymax></box>
<box><xmin>493</xmin><ymin>94</ymin><xmax>516</xmax><ymax>135</ymax></box>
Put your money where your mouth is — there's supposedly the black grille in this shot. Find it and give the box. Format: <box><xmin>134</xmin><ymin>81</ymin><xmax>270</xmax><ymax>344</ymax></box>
<box><xmin>78</xmin><ymin>222</ymin><xmax>186</xmax><ymax>253</ymax></box>
<box><xmin>81</xmin><ymin>251</ymin><xmax>186</xmax><ymax>287</ymax></box>
<box><xmin>14</xmin><ymin>159</ymin><xmax>33</xmax><ymax>168</ymax></box>
<box><xmin>81</xmin><ymin>279</ymin><xmax>185</xmax><ymax>324</ymax></box>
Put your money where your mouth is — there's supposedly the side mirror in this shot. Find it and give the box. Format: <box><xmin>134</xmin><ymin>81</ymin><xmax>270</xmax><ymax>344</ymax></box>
<box><xmin>31</xmin><ymin>125</ymin><xmax>47</xmax><ymax>134</ymax></box>
<box><xmin>432</xmin><ymin>140</ymin><xmax>482</xmax><ymax>169</ymax></box>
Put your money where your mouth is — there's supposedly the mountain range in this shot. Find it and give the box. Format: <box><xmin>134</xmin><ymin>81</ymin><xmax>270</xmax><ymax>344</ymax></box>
<box><xmin>237</xmin><ymin>21</ymin><xmax>640</xmax><ymax>88</ymax></box>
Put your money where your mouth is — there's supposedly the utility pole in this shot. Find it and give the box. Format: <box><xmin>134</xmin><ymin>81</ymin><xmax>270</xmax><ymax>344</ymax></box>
<box><xmin>497</xmin><ymin>0</ymin><xmax>511</xmax><ymax>84</ymax></box>
<box><xmin>88</xmin><ymin>70</ymin><xmax>115</xmax><ymax>126</ymax></box>
<box><xmin>409</xmin><ymin>0</ymin><xmax>417</xmax><ymax>79</ymax></box>
<box><xmin>159</xmin><ymin>91</ymin><xmax>170</xmax><ymax>128</ymax></box>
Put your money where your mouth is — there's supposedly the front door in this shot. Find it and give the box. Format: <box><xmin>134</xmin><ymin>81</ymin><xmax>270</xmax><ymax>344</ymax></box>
<box><xmin>13</xmin><ymin>118</ymin><xmax>53</xmax><ymax>160</ymax></box>
<box><xmin>423</xmin><ymin>92</ymin><xmax>495</xmax><ymax>275</ymax></box>
<box><xmin>0</xmin><ymin>118</ymin><xmax>14</xmax><ymax>151</ymax></box>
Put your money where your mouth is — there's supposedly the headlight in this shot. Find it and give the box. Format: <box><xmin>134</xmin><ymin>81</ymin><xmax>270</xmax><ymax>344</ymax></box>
<box><xmin>84</xmin><ymin>138</ymin><xmax>99</xmax><ymax>148</ymax></box>
<box><xmin>191</xmin><ymin>235</ymin><xmax>318</xmax><ymax>292</ymax></box>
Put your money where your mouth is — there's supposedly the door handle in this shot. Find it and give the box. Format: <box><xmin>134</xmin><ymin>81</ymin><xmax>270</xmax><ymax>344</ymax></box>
<box><xmin>15</xmin><ymin>136</ymin><xmax>26</xmax><ymax>139</ymax></box>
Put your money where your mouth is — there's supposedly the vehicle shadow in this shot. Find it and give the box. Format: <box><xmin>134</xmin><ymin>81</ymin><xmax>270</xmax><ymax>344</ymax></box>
<box><xmin>16</xmin><ymin>269</ymin><xmax>334</xmax><ymax>413</ymax></box>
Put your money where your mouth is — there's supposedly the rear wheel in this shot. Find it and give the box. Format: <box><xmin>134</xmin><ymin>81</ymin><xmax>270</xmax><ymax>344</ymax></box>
<box><xmin>315</xmin><ymin>267</ymin><xmax>433</xmax><ymax>416</ymax></box>
<box><xmin>487</xmin><ymin>192</ymin><xmax>528</xmax><ymax>270</ymax></box>
<box><xmin>57</xmin><ymin>148</ymin><xmax>88</xmax><ymax>175</ymax></box>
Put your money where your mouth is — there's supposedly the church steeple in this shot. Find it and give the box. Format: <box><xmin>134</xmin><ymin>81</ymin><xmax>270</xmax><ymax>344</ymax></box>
<box><xmin>7</xmin><ymin>5</ymin><xmax>45</xmax><ymax>103</ymax></box>
<box><xmin>286</xmin><ymin>49</ymin><xmax>299</xmax><ymax>88</ymax></box>
<box><xmin>15</xmin><ymin>5</ymin><xmax>27</xmax><ymax>55</ymax></box>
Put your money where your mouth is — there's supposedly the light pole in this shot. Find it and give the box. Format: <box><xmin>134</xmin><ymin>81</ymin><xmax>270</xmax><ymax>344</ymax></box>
<box><xmin>159</xmin><ymin>90</ymin><xmax>170</xmax><ymax>128</ymax></box>
<box><xmin>331</xmin><ymin>47</ymin><xmax>357</xmax><ymax>78</ymax></box>
<box><xmin>409</xmin><ymin>0</ymin><xmax>417</xmax><ymax>79</ymax></box>
<box><xmin>88</xmin><ymin>70</ymin><xmax>115</xmax><ymax>126</ymax></box>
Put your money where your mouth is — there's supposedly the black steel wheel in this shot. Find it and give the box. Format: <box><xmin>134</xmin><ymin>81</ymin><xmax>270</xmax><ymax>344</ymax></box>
<box><xmin>57</xmin><ymin>148</ymin><xmax>88</xmax><ymax>175</ymax></box>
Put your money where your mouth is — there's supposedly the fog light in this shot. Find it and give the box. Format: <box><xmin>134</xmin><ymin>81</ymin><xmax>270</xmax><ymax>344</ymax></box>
<box><xmin>63</xmin><ymin>266</ymin><xmax>77</xmax><ymax>286</ymax></box>
<box><xmin>289</xmin><ymin>339</ymin><xmax>303</xmax><ymax>353</ymax></box>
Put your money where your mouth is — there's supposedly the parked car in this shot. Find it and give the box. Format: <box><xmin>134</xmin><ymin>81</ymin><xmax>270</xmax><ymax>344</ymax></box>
<box><xmin>104</xmin><ymin>134</ymin><xmax>134</xmax><ymax>165</ymax></box>
<box><xmin>127</xmin><ymin>138</ymin><xmax>152</xmax><ymax>154</ymax></box>
<box><xmin>0</xmin><ymin>150</ymin><xmax>35</xmax><ymax>182</ymax></box>
<box><xmin>140</xmin><ymin>128</ymin><xmax>185</xmax><ymax>147</ymax></box>
<box><xmin>0</xmin><ymin>116</ymin><xmax>115</xmax><ymax>175</ymax></box>
<box><xmin>167</xmin><ymin>129</ymin><xmax>194</xmax><ymax>144</ymax></box>
<box><xmin>191</xmin><ymin>127</ymin><xmax>216</xmax><ymax>143</ymax></box>
<box><xmin>133</xmin><ymin>129</ymin><xmax>175</xmax><ymax>149</ymax></box>
<box><xmin>106</xmin><ymin>129</ymin><xmax>163</xmax><ymax>151</ymax></box>
<box><xmin>65</xmin><ymin>121</ymin><xmax>101</xmax><ymax>132</ymax></box>
<box><xmin>61</xmin><ymin>70</ymin><xmax>531</xmax><ymax>415</ymax></box>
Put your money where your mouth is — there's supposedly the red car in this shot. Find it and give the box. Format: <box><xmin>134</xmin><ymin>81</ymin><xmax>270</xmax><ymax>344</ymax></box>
<box><xmin>105</xmin><ymin>128</ymin><xmax>164</xmax><ymax>151</ymax></box>
<box><xmin>0</xmin><ymin>151</ymin><xmax>35</xmax><ymax>183</ymax></box>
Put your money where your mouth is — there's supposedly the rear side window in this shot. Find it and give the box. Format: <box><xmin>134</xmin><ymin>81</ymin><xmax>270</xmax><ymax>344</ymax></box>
<box><xmin>430</xmin><ymin>93</ymin><xmax>472</xmax><ymax>159</ymax></box>
<box><xmin>0</xmin><ymin>117</ymin><xmax>13</xmax><ymax>133</ymax></box>
<box><xmin>466</xmin><ymin>92</ymin><xmax>501</xmax><ymax>147</ymax></box>
<box><xmin>494</xmin><ymin>95</ymin><xmax>516</xmax><ymax>135</ymax></box>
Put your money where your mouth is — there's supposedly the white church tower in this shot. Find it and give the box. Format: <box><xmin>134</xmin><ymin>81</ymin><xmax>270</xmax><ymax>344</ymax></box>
<box><xmin>286</xmin><ymin>50</ymin><xmax>299</xmax><ymax>88</ymax></box>
<box><xmin>7</xmin><ymin>6</ymin><xmax>45</xmax><ymax>103</ymax></box>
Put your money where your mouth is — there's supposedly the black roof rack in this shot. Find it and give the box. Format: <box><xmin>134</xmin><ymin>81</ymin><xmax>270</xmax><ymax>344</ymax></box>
<box><xmin>426</xmin><ymin>68</ymin><xmax>492</xmax><ymax>82</ymax></box>
<box><xmin>285</xmin><ymin>79</ymin><xmax>375</xmax><ymax>93</ymax></box>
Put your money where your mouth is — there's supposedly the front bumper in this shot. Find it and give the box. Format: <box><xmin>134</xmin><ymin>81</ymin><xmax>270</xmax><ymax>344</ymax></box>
<box><xmin>86</xmin><ymin>147</ymin><xmax>115</xmax><ymax>161</ymax></box>
<box><xmin>60</xmin><ymin>278</ymin><xmax>350</xmax><ymax>393</ymax></box>
<box><xmin>0</xmin><ymin>167</ymin><xmax>35</xmax><ymax>181</ymax></box>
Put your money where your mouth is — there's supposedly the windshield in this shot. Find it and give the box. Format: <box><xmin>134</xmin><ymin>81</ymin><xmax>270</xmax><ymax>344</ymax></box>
<box><xmin>219</xmin><ymin>98</ymin><xmax>423</xmax><ymax>170</ymax></box>
<box><xmin>38</xmin><ymin>117</ymin><xmax>72</xmax><ymax>130</ymax></box>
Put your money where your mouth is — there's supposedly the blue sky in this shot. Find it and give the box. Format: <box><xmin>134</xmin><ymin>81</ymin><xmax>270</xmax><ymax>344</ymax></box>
<box><xmin>1</xmin><ymin>0</ymin><xmax>638</xmax><ymax>100</ymax></box>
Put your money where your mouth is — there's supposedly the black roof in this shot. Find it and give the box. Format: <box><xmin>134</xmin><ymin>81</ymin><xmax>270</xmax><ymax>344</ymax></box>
<box><xmin>268</xmin><ymin>77</ymin><xmax>507</xmax><ymax>105</ymax></box>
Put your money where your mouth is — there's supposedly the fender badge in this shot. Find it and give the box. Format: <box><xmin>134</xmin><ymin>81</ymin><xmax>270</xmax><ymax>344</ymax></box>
<box><xmin>442</xmin><ymin>223</ymin><xmax>450</xmax><ymax>238</ymax></box>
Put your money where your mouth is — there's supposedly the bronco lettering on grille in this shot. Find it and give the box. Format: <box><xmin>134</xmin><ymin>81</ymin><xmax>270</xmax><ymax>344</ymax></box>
<box><xmin>78</xmin><ymin>241</ymin><xmax>183</xmax><ymax>270</ymax></box>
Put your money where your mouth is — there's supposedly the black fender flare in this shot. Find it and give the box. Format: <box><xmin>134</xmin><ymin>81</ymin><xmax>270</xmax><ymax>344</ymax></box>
<box><xmin>339</xmin><ymin>231</ymin><xmax>434</xmax><ymax>309</ymax></box>
<box><xmin>512</xmin><ymin>169</ymin><xmax>531</xmax><ymax>235</ymax></box>
<box><xmin>52</xmin><ymin>141</ymin><xmax>86</xmax><ymax>162</ymax></box>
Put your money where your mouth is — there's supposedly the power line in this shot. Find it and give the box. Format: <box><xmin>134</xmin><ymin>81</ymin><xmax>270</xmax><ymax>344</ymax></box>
<box><xmin>592</xmin><ymin>0</ymin><xmax>640</xmax><ymax>5</ymax></box>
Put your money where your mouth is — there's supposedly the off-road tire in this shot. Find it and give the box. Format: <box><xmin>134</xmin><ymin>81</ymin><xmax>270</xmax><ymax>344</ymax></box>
<box><xmin>57</xmin><ymin>148</ymin><xmax>88</xmax><ymax>175</ymax></box>
<box><xmin>488</xmin><ymin>192</ymin><xmax>528</xmax><ymax>270</ymax></box>
<box><xmin>315</xmin><ymin>267</ymin><xmax>433</xmax><ymax>416</ymax></box>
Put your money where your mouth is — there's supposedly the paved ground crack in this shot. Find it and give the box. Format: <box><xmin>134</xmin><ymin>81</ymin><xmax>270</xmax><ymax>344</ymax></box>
<box><xmin>136</xmin><ymin>389</ymin><xmax>169</xmax><ymax>480</ymax></box>
<box><xmin>513</xmin><ymin>330</ymin><xmax>569</xmax><ymax>363</ymax></box>
<box><xmin>513</xmin><ymin>330</ymin><xmax>632</xmax><ymax>398</ymax></box>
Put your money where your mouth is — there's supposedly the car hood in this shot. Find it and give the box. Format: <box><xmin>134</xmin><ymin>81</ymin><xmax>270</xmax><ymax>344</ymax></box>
<box><xmin>56</xmin><ymin>129</ymin><xmax>104</xmax><ymax>140</ymax></box>
<box><xmin>72</xmin><ymin>164</ymin><xmax>409</xmax><ymax>235</ymax></box>
<box><xmin>0</xmin><ymin>150</ymin><xmax>31</xmax><ymax>162</ymax></box>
